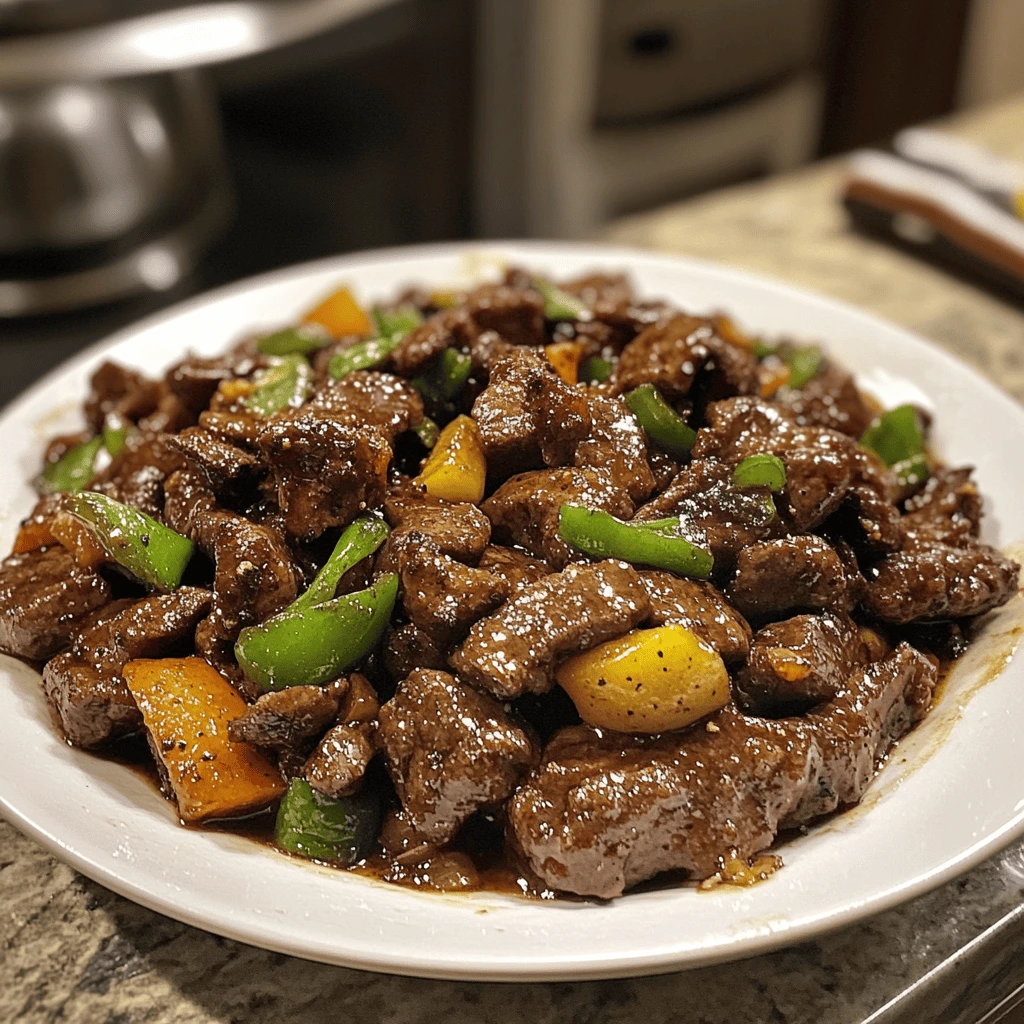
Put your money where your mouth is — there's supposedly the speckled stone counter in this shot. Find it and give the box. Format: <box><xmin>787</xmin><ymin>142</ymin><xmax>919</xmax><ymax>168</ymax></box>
<box><xmin>5</xmin><ymin>95</ymin><xmax>1024</xmax><ymax>1024</ymax></box>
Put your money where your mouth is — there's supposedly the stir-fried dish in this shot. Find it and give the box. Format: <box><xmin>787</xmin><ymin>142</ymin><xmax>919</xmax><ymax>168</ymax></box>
<box><xmin>2</xmin><ymin>268</ymin><xmax>1019</xmax><ymax>899</ymax></box>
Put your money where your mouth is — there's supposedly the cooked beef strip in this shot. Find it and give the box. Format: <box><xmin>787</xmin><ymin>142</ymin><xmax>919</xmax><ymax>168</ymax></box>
<box><xmin>774</xmin><ymin>360</ymin><xmax>874</xmax><ymax>437</ymax></box>
<box><xmin>902</xmin><ymin>467</ymin><xmax>982</xmax><ymax>546</ymax></box>
<box><xmin>91</xmin><ymin>432</ymin><xmax>184</xmax><ymax>516</ymax></box>
<box><xmin>305</xmin><ymin>673</ymin><xmax>380</xmax><ymax>798</ymax></box>
<box><xmin>638</xmin><ymin>570</ymin><xmax>751</xmax><ymax>663</ymax></box>
<box><xmin>632</xmin><ymin>458</ymin><xmax>779</xmax><ymax>568</ymax></box>
<box><xmin>471</xmin><ymin>348</ymin><xmax>591</xmax><ymax>478</ymax></box>
<box><xmin>864</xmin><ymin>540</ymin><xmax>1019</xmax><ymax>624</ymax></box>
<box><xmin>735</xmin><ymin>612</ymin><xmax>870</xmax><ymax>714</ymax></box>
<box><xmin>483</xmin><ymin>466</ymin><xmax>634</xmax><ymax>570</ymax></box>
<box><xmin>611</xmin><ymin>315</ymin><xmax>716</xmax><ymax>398</ymax></box>
<box><xmin>574</xmin><ymin>391</ymin><xmax>656</xmax><ymax>503</ymax></box>
<box><xmin>391</xmin><ymin>307</ymin><xmax>478</xmax><ymax>376</ymax></box>
<box><xmin>0</xmin><ymin>546</ymin><xmax>112</xmax><ymax>660</ymax></box>
<box><xmin>309</xmin><ymin>371</ymin><xmax>424</xmax><ymax>436</ymax></box>
<box><xmin>384</xmin><ymin>622</ymin><xmax>449</xmax><ymax>680</ymax></box>
<box><xmin>386</xmin><ymin>532</ymin><xmax>509</xmax><ymax>646</ymax></box>
<box><xmin>692</xmin><ymin>396</ymin><xmax>861</xmax><ymax>531</ymax></box>
<box><xmin>464</xmin><ymin>283</ymin><xmax>547</xmax><ymax>348</ymax></box>
<box><xmin>476</xmin><ymin>545</ymin><xmax>552</xmax><ymax>594</ymax></box>
<box><xmin>228</xmin><ymin>682</ymin><xmax>343</xmax><ymax>749</ymax></box>
<box><xmin>168</xmin><ymin>426</ymin><xmax>260</xmax><ymax>496</ymax></box>
<box><xmin>690</xmin><ymin>331</ymin><xmax>761</xmax><ymax>407</ymax></box>
<box><xmin>377</xmin><ymin>668</ymin><xmax>539</xmax><ymax>844</ymax></box>
<box><xmin>728</xmin><ymin>535</ymin><xmax>855</xmax><ymax>619</ymax></box>
<box><xmin>83</xmin><ymin>361</ymin><xmax>160</xmax><ymax>432</ymax></box>
<box><xmin>509</xmin><ymin>642</ymin><xmax>936</xmax><ymax>897</ymax></box>
<box><xmin>377</xmin><ymin>486</ymin><xmax>491</xmax><ymax>570</ymax></box>
<box><xmin>115</xmin><ymin>466</ymin><xmax>166</xmax><ymax>521</ymax></box>
<box><xmin>41</xmin><ymin>588</ymin><xmax>211</xmax><ymax>748</ymax></box>
<box><xmin>450</xmin><ymin>559</ymin><xmax>650</xmax><ymax>699</ymax></box>
<box><xmin>164</xmin><ymin>342</ymin><xmax>265</xmax><ymax>415</ymax></box>
<box><xmin>196</xmin><ymin>409</ymin><xmax>262</xmax><ymax>449</ymax></box>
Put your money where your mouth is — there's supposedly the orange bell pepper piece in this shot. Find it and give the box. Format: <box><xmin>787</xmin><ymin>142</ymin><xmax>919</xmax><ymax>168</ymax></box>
<box><xmin>302</xmin><ymin>286</ymin><xmax>372</xmax><ymax>339</ymax></box>
<box><xmin>123</xmin><ymin>657</ymin><xmax>286</xmax><ymax>823</ymax></box>
<box><xmin>545</xmin><ymin>341</ymin><xmax>586</xmax><ymax>385</ymax></box>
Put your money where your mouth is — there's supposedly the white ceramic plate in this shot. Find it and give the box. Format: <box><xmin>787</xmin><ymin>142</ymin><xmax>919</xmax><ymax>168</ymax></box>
<box><xmin>1</xmin><ymin>242</ymin><xmax>1023</xmax><ymax>982</ymax></box>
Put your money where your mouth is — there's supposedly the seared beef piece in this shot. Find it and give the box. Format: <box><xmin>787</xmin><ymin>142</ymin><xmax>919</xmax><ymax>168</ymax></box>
<box><xmin>692</xmin><ymin>396</ymin><xmax>860</xmax><ymax>531</ymax></box>
<box><xmin>902</xmin><ymin>467</ymin><xmax>982</xmax><ymax>546</ymax></box>
<box><xmin>560</xmin><ymin>273</ymin><xmax>671</xmax><ymax>350</ymax></box>
<box><xmin>257</xmin><ymin>412</ymin><xmax>391</xmax><ymax>540</ymax></box>
<box><xmin>391</xmin><ymin>307</ymin><xmax>477</xmax><ymax>376</ymax></box>
<box><xmin>471</xmin><ymin>348</ymin><xmax>591</xmax><ymax>478</ymax></box>
<box><xmin>509</xmin><ymin>642</ymin><xmax>936</xmax><ymax>897</ymax></box>
<box><xmin>377</xmin><ymin>669</ymin><xmax>539</xmax><ymax>844</ymax></box>
<box><xmin>465</xmin><ymin>283</ymin><xmax>546</xmax><ymax>348</ymax></box>
<box><xmin>638</xmin><ymin>570</ymin><xmax>751</xmax><ymax>663</ymax></box>
<box><xmin>379</xmin><ymin>486</ymin><xmax>491</xmax><ymax>568</ymax></box>
<box><xmin>728</xmin><ymin>535</ymin><xmax>855</xmax><ymax>619</ymax></box>
<box><xmin>692</xmin><ymin>333</ymin><xmax>761</xmax><ymax>406</ymax></box>
<box><xmin>92</xmin><ymin>432</ymin><xmax>185</xmax><ymax>517</ymax></box>
<box><xmin>0</xmin><ymin>547</ymin><xmax>111</xmax><ymax>660</ymax></box>
<box><xmin>197</xmin><ymin>409</ymin><xmax>262</xmax><ymax>449</ymax></box>
<box><xmin>450</xmin><ymin>560</ymin><xmax>650</xmax><ymax>699</ymax></box>
<box><xmin>483</xmin><ymin>467</ymin><xmax>634</xmax><ymax>569</ymax></box>
<box><xmin>164</xmin><ymin>468</ymin><xmax>299</xmax><ymax>641</ymax></box>
<box><xmin>477</xmin><ymin>545</ymin><xmax>552</xmax><ymax>594</ymax></box>
<box><xmin>574</xmin><ymin>391</ymin><xmax>655</xmax><ymax>503</ymax></box>
<box><xmin>305</xmin><ymin>673</ymin><xmax>380</xmax><ymax>798</ymax></box>
<box><xmin>228</xmin><ymin>683</ymin><xmax>342</xmax><ymax>749</ymax></box>
<box><xmin>164</xmin><ymin>342</ymin><xmax>265</xmax><ymax>415</ymax></box>
<box><xmin>137</xmin><ymin>388</ymin><xmax>194</xmax><ymax>434</ymax></box>
<box><xmin>387</xmin><ymin>533</ymin><xmax>509</xmax><ymax>646</ymax></box>
<box><xmin>41</xmin><ymin>588</ymin><xmax>211</xmax><ymax>748</ymax></box>
<box><xmin>735</xmin><ymin>612</ymin><xmax>869</xmax><ymax>714</ymax></box>
<box><xmin>168</xmin><ymin>426</ymin><xmax>260</xmax><ymax>495</ymax></box>
<box><xmin>468</xmin><ymin>330</ymin><xmax>516</xmax><ymax>374</ymax></box>
<box><xmin>83</xmin><ymin>361</ymin><xmax>159</xmax><ymax>432</ymax></box>
<box><xmin>774</xmin><ymin>361</ymin><xmax>874</xmax><ymax>437</ymax></box>
<box><xmin>310</xmin><ymin>371</ymin><xmax>423</xmax><ymax>436</ymax></box>
<box><xmin>611</xmin><ymin>315</ymin><xmax>712</xmax><ymax>399</ymax></box>
<box><xmin>384</xmin><ymin>622</ymin><xmax>449</xmax><ymax>680</ymax></box>
<box><xmin>633</xmin><ymin>458</ymin><xmax>778</xmax><ymax>568</ymax></box>
<box><xmin>864</xmin><ymin>540</ymin><xmax>1019</xmax><ymax>624</ymax></box>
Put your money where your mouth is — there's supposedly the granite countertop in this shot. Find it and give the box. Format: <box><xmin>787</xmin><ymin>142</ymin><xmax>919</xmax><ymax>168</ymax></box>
<box><xmin>5</xmin><ymin>96</ymin><xmax>1024</xmax><ymax>1024</ymax></box>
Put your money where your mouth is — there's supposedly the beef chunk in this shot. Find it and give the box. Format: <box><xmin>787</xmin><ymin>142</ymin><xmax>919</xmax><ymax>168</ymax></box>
<box><xmin>574</xmin><ymin>391</ymin><xmax>655</xmax><ymax>503</ymax></box>
<box><xmin>471</xmin><ymin>348</ymin><xmax>591</xmax><ymax>478</ymax></box>
<box><xmin>257</xmin><ymin>412</ymin><xmax>391</xmax><ymax>540</ymax></box>
<box><xmin>902</xmin><ymin>467</ymin><xmax>982</xmax><ymax>546</ymax></box>
<box><xmin>305</xmin><ymin>674</ymin><xmax>380</xmax><ymax>798</ymax></box>
<box><xmin>377</xmin><ymin>669</ymin><xmax>539</xmax><ymax>843</ymax></box>
<box><xmin>450</xmin><ymin>560</ymin><xmax>650</xmax><ymax>698</ymax></box>
<box><xmin>391</xmin><ymin>307</ymin><xmax>477</xmax><ymax>376</ymax></box>
<box><xmin>379</xmin><ymin>486</ymin><xmax>491</xmax><ymax>569</ymax></box>
<box><xmin>197</xmin><ymin>409</ymin><xmax>262</xmax><ymax>449</ymax></box>
<box><xmin>692</xmin><ymin>396</ymin><xmax>861</xmax><ymax>531</ymax></box>
<box><xmin>310</xmin><ymin>371</ymin><xmax>423</xmax><ymax>437</ymax></box>
<box><xmin>228</xmin><ymin>683</ymin><xmax>342</xmax><ymax>750</ymax></box>
<box><xmin>165</xmin><ymin>343</ymin><xmax>264</xmax><ymax>415</ymax></box>
<box><xmin>692</xmin><ymin>331</ymin><xmax>761</xmax><ymax>403</ymax></box>
<box><xmin>639</xmin><ymin>570</ymin><xmax>751</xmax><ymax>663</ymax></box>
<box><xmin>83</xmin><ymin>361</ymin><xmax>160</xmax><ymax>432</ymax></box>
<box><xmin>384</xmin><ymin>622</ymin><xmax>449</xmax><ymax>680</ymax></box>
<box><xmin>0</xmin><ymin>547</ymin><xmax>111</xmax><ymax>660</ymax></box>
<box><xmin>611</xmin><ymin>315</ymin><xmax>714</xmax><ymax>398</ymax></box>
<box><xmin>509</xmin><ymin>642</ymin><xmax>936</xmax><ymax>897</ymax></box>
<box><xmin>477</xmin><ymin>545</ymin><xmax>552</xmax><ymax>594</ymax></box>
<box><xmin>92</xmin><ymin>432</ymin><xmax>185</xmax><ymax>516</ymax></box>
<box><xmin>864</xmin><ymin>540</ymin><xmax>1019</xmax><ymax>623</ymax></box>
<box><xmin>735</xmin><ymin>612</ymin><xmax>870</xmax><ymax>714</ymax></box>
<box><xmin>483</xmin><ymin>467</ymin><xmax>634</xmax><ymax>569</ymax></box>
<box><xmin>41</xmin><ymin>588</ymin><xmax>211</xmax><ymax>748</ymax></box>
<box><xmin>633</xmin><ymin>458</ymin><xmax>778</xmax><ymax>567</ymax></box>
<box><xmin>168</xmin><ymin>426</ymin><xmax>260</xmax><ymax>495</ymax></box>
<box><xmin>388</xmin><ymin>533</ymin><xmax>509</xmax><ymax>646</ymax></box>
<box><xmin>728</xmin><ymin>535</ymin><xmax>855</xmax><ymax>619</ymax></box>
<box><xmin>465</xmin><ymin>283</ymin><xmax>546</xmax><ymax>347</ymax></box>
<box><xmin>774</xmin><ymin>360</ymin><xmax>874</xmax><ymax>437</ymax></box>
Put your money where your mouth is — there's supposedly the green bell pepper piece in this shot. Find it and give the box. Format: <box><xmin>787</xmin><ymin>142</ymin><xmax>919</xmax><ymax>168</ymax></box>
<box><xmin>371</xmin><ymin>305</ymin><xmax>423</xmax><ymax>340</ymax></box>
<box><xmin>257</xmin><ymin>326</ymin><xmax>331</xmax><ymax>356</ymax></box>
<box><xmin>275</xmin><ymin>778</ymin><xmax>381</xmax><ymax>864</ymax></box>
<box><xmin>784</xmin><ymin>346</ymin><xmax>823</xmax><ymax>389</ymax></box>
<box><xmin>411</xmin><ymin>348</ymin><xmax>473</xmax><ymax>403</ymax></box>
<box><xmin>535</xmin><ymin>279</ymin><xmax>590</xmax><ymax>321</ymax></box>
<box><xmin>558</xmin><ymin>504</ymin><xmax>714</xmax><ymax>579</ymax></box>
<box><xmin>580</xmin><ymin>356</ymin><xmax>613</xmax><ymax>384</ymax></box>
<box><xmin>38</xmin><ymin>436</ymin><xmax>104</xmax><ymax>494</ymax></box>
<box><xmin>861</xmin><ymin>404</ymin><xmax>930</xmax><ymax>487</ymax></box>
<box><xmin>625</xmin><ymin>384</ymin><xmax>697</xmax><ymax>458</ymax></box>
<box><xmin>328</xmin><ymin>306</ymin><xmax>424</xmax><ymax>380</ymax></box>
<box><xmin>235</xmin><ymin>573</ymin><xmax>399</xmax><ymax>692</ymax></box>
<box><xmin>66</xmin><ymin>491</ymin><xmax>194</xmax><ymax>590</ymax></box>
<box><xmin>733</xmin><ymin>453</ymin><xmax>787</xmax><ymax>491</ymax></box>
<box><xmin>413</xmin><ymin>417</ymin><xmax>440</xmax><ymax>449</ymax></box>
<box><xmin>244</xmin><ymin>354</ymin><xmax>312</xmax><ymax>416</ymax></box>
<box><xmin>294</xmin><ymin>515</ymin><xmax>390</xmax><ymax>612</ymax></box>
<box><xmin>102</xmin><ymin>414</ymin><xmax>131</xmax><ymax>459</ymax></box>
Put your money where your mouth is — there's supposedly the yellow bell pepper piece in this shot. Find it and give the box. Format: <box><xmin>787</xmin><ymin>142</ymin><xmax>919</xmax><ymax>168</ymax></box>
<box><xmin>545</xmin><ymin>341</ymin><xmax>586</xmax><ymax>385</ymax></box>
<box><xmin>302</xmin><ymin>285</ymin><xmax>372</xmax><ymax>338</ymax></box>
<box><xmin>416</xmin><ymin>414</ymin><xmax>487</xmax><ymax>503</ymax></box>
<box><xmin>124</xmin><ymin>657</ymin><xmax>286</xmax><ymax>823</ymax></box>
<box><xmin>555</xmin><ymin>624</ymin><xmax>729</xmax><ymax>733</ymax></box>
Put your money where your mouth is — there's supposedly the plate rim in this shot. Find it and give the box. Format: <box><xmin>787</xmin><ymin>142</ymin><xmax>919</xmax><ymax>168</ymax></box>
<box><xmin>2</xmin><ymin>238</ymin><xmax>1023</xmax><ymax>982</ymax></box>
